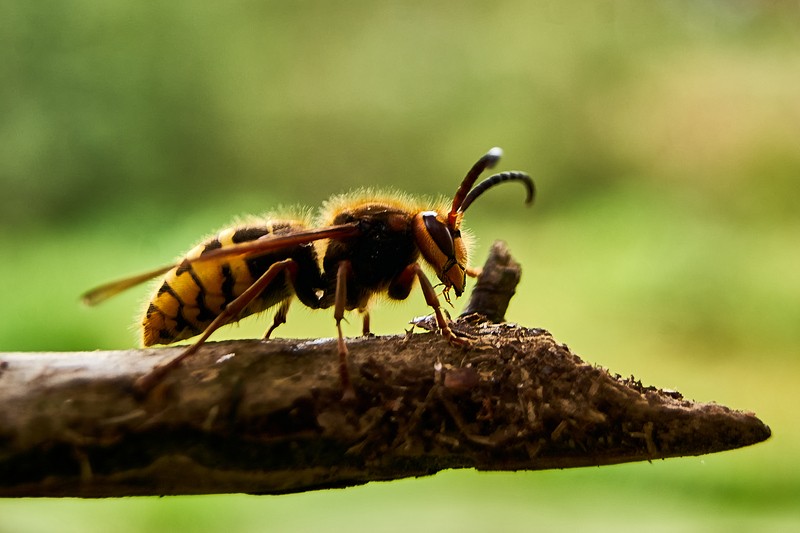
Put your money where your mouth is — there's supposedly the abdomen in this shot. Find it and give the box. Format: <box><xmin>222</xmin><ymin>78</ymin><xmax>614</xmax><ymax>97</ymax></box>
<box><xmin>143</xmin><ymin>221</ymin><xmax>318</xmax><ymax>346</ymax></box>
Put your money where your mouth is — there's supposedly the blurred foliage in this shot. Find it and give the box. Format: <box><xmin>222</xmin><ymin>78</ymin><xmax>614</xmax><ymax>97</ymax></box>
<box><xmin>1</xmin><ymin>1</ymin><xmax>799</xmax><ymax>531</ymax></box>
<box><xmin>4</xmin><ymin>1</ymin><xmax>798</xmax><ymax>228</ymax></box>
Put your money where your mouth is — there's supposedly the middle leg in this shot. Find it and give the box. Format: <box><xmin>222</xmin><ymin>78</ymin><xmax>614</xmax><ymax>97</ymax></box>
<box><xmin>334</xmin><ymin>260</ymin><xmax>356</xmax><ymax>400</ymax></box>
<box><xmin>264</xmin><ymin>299</ymin><xmax>291</xmax><ymax>339</ymax></box>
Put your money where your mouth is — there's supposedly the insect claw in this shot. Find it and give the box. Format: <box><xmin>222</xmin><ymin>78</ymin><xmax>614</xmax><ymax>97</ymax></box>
<box><xmin>441</xmin><ymin>286</ymin><xmax>452</xmax><ymax>306</ymax></box>
<box><xmin>444</xmin><ymin>328</ymin><xmax>475</xmax><ymax>348</ymax></box>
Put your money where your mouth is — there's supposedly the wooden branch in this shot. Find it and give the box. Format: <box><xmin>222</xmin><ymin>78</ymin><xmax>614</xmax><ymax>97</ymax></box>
<box><xmin>459</xmin><ymin>240</ymin><xmax>521</xmax><ymax>322</ymax></box>
<box><xmin>0</xmin><ymin>242</ymin><xmax>770</xmax><ymax>497</ymax></box>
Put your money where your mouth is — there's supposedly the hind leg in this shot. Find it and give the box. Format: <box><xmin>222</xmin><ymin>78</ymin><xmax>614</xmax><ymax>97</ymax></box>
<box><xmin>134</xmin><ymin>258</ymin><xmax>299</xmax><ymax>394</ymax></box>
<box><xmin>264</xmin><ymin>299</ymin><xmax>291</xmax><ymax>339</ymax></box>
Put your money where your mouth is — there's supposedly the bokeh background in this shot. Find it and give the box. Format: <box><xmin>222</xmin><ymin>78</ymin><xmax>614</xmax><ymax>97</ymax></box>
<box><xmin>2</xmin><ymin>1</ymin><xmax>798</xmax><ymax>531</ymax></box>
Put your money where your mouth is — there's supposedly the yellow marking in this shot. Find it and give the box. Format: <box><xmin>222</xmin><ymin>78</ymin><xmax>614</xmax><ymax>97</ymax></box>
<box><xmin>192</xmin><ymin>258</ymin><xmax>227</xmax><ymax>312</ymax></box>
<box><xmin>152</xmin><ymin>285</ymin><xmax>181</xmax><ymax>320</ymax></box>
<box><xmin>218</xmin><ymin>227</ymin><xmax>237</xmax><ymax>245</ymax></box>
<box><xmin>143</xmin><ymin>307</ymin><xmax>167</xmax><ymax>346</ymax></box>
<box><xmin>185</xmin><ymin>243</ymin><xmax>205</xmax><ymax>261</ymax></box>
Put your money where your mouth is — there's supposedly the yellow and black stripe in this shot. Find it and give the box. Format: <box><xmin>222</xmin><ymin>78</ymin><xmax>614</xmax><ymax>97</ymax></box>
<box><xmin>142</xmin><ymin>221</ymin><xmax>317</xmax><ymax>346</ymax></box>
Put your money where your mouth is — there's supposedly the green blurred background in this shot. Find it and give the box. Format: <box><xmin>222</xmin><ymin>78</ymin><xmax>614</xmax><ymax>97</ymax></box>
<box><xmin>1</xmin><ymin>1</ymin><xmax>798</xmax><ymax>531</ymax></box>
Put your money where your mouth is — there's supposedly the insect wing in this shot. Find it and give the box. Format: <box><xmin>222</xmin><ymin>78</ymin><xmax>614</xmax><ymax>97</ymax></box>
<box><xmin>81</xmin><ymin>223</ymin><xmax>361</xmax><ymax>306</ymax></box>
<box><xmin>81</xmin><ymin>265</ymin><xmax>175</xmax><ymax>306</ymax></box>
<box><xmin>191</xmin><ymin>223</ymin><xmax>360</xmax><ymax>264</ymax></box>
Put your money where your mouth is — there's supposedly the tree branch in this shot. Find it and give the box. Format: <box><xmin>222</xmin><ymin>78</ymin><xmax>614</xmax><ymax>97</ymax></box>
<box><xmin>459</xmin><ymin>240</ymin><xmax>521</xmax><ymax>322</ymax></box>
<box><xmin>0</xmin><ymin>242</ymin><xmax>770</xmax><ymax>497</ymax></box>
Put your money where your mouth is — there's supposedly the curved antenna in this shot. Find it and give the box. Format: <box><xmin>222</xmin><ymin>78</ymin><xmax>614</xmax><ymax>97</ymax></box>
<box><xmin>448</xmin><ymin>147</ymin><xmax>503</xmax><ymax>225</ymax></box>
<box><xmin>457</xmin><ymin>171</ymin><xmax>535</xmax><ymax>214</ymax></box>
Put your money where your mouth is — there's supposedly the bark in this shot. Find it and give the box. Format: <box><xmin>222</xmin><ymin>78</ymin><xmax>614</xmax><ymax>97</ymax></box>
<box><xmin>0</xmin><ymin>242</ymin><xmax>770</xmax><ymax>497</ymax></box>
<box><xmin>459</xmin><ymin>240</ymin><xmax>521</xmax><ymax>322</ymax></box>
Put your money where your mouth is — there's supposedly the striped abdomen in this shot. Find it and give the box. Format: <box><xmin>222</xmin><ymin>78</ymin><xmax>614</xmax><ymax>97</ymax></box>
<box><xmin>142</xmin><ymin>221</ymin><xmax>321</xmax><ymax>346</ymax></box>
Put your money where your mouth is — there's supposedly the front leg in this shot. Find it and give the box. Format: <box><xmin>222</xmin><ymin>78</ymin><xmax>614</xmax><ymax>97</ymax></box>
<box><xmin>389</xmin><ymin>263</ymin><xmax>471</xmax><ymax>346</ymax></box>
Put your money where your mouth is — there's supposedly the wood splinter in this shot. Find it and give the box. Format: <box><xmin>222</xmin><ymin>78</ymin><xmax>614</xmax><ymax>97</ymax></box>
<box><xmin>0</xmin><ymin>241</ymin><xmax>771</xmax><ymax>497</ymax></box>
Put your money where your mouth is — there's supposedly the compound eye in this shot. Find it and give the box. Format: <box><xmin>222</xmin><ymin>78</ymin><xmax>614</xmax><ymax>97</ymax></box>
<box><xmin>422</xmin><ymin>213</ymin><xmax>455</xmax><ymax>259</ymax></box>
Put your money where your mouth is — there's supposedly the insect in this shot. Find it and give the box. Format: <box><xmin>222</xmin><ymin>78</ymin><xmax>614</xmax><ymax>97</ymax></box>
<box><xmin>83</xmin><ymin>147</ymin><xmax>534</xmax><ymax>396</ymax></box>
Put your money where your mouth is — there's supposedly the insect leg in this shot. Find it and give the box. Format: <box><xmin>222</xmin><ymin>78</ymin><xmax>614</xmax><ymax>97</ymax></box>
<box><xmin>360</xmin><ymin>309</ymin><xmax>371</xmax><ymax>336</ymax></box>
<box><xmin>334</xmin><ymin>260</ymin><xmax>356</xmax><ymax>400</ymax></box>
<box><xmin>134</xmin><ymin>258</ymin><xmax>298</xmax><ymax>393</ymax></box>
<box><xmin>264</xmin><ymin>299</ymin><xmax>291</xmax><ymax>339</ymax></box>
<box><xmin>398</xmin><ymin>263</ymin><xmax>471</xmax><ymax>346</ymax></box>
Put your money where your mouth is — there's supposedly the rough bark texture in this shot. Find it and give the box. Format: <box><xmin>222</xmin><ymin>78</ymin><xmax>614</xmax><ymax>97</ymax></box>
<box><xmin>459</xmin><ymin>240</ymin><xmax>521</xmax><ymax>322</ymax></box>
<box><xmin>0</xmin><ymin>242</ymin><xmax>771</xmax><ymax>497</ymax></box>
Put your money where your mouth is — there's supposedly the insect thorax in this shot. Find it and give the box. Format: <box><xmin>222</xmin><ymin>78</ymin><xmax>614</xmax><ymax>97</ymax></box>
<box><xmin>321</xmin><ymin>206</ymin><xmax>420</xmax><ymax>309</ymax></box>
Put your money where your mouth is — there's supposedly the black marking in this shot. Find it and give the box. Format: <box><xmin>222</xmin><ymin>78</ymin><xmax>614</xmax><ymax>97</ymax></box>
<box><xmin>233</xmin><ymin>227</ymin><xmax>279</xmax><ymax>284</ymax></box>
<box><xmin>232</xmin><ymin>227</ymin><xmax>271</xmax><ymax>243</ymax></box>
<box><xmin>176</xmin><ymin>261</ymin><xmax>190</xmax><ymax>276</ymax></box>
<box><xmin>157</xmin><ymin>281</ymin><xmax>184</xmax><ymax>305</ymax></box>
<box><xmin>173</xmin><ymin>306</ymin><xmax>202</xmax><ymax>337</ymax></box>
<box><xmin>202</xmin><ymin>238</ymin><xmax>223</xmax><ymax>254</ymax></box>
<box><xmin>175</xmin><ymin>240</ymin><xmax>221</xmax><ymax>276</ymax></box>
<box><xmin>221</xmin><ymin>264</ymin><xmax>236</xmax><ymax>304</ymax></box>
<box><xmin>245</xmin><ymin>254</ymin><xmax>281</xmax><ymax>287</ymax></box>
<box><xmin>186</xmin><ymin>264</ymin><xmax>218</xmax><ymax>322</ymax></box>
<box><xmin>156</xmin><ymin>281</ymin><xmax>202</xmax><ymax>336</ymax></box>
<box><xmin>231</xmin><ymin>225</ymin><xmax>299</xmax><ymax>292</ymax></box>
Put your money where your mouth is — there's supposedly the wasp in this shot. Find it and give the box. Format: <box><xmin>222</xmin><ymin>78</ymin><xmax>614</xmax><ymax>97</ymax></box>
<box><xmin>83</xmin><ymin>147</ymin><xmax>534</xmax><ymax>396</ymax></box>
